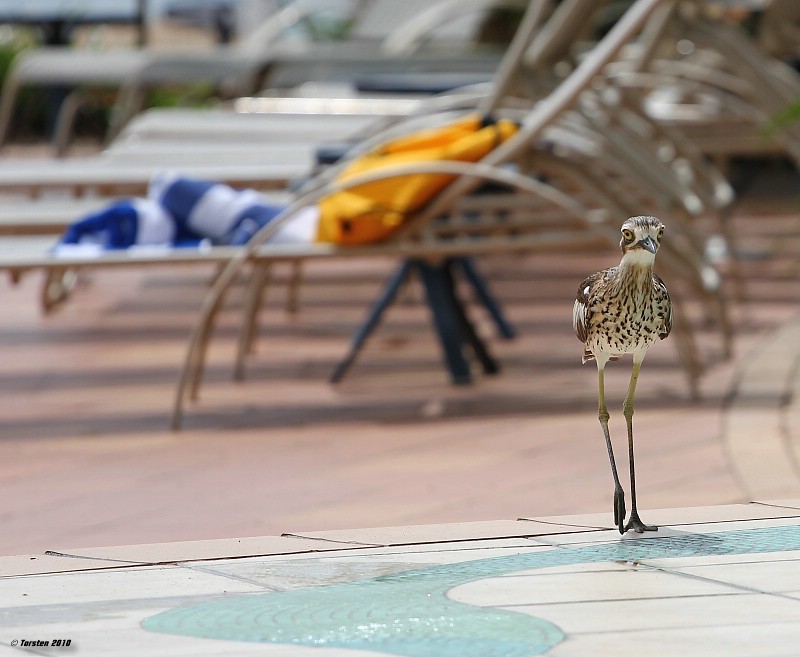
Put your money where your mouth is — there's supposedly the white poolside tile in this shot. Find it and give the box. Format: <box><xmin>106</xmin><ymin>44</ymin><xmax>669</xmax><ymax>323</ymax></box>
<box><xmin>350</xmin><ymin>537</ymin><xmax>538</xmax><ymax>553</ymax></box>
<box><xmin>344</xmin><ymin>543</ymin><xmax>548</xmax><ymax>565</ymax></box>
<box><xmin>0</xmin><ymin>565</ymin><xmax>263</xmax><ymax>608</ymax></box>
<box><xmin>497</xmin><ymin>560</ymin><xmax>635</xmax><ymax>577</ymax></box>
<box><xmin>666</xmin><ymin>559</ymin><xmax>800</xmax><ymax>593</ymax></box>
<box><xmin>48</xmin><ymin>534</ymin><xmax>357</xmax><ymax>565</ymax></box>
<box><xmin>0</xmin><ymin>554</ymin><xmax>130</xmax><ymax>578</ymax></box>
<box><xmin>447</xmin><ymin>568</ymin><xmax>738</xmax><ymax>606</ymax></box>
<box><xmin>526</xmin><ymin>528</ymin><xmax>623</xmax><ymax>547</ymax></box>
<box><xmin>527</xmin><ymin>502</ymin><xmax>800</xmax><ymax>529</ymax></box>
<box><xmin>189</xmin><ymin>537</ymin><xmax>539</xmax><ymax>567</ymax></box>
<box><xmin>187</xmin><ymin>538</ymin><xmax>544</xmax><ymax>570</ymax></box>
<box><xmin>532</xmin><ymin>516</ymin><xmax>800</xmax><ymax>548</ymax></box>
<box><xmin>529</xmin><ymin>526</ymin><xmax>678</xmax><ymax>547</ymax></box>
<box><xmin>545</xmin><ymin>621</ymin><xmax>800</xmax><ymax>657</ymax></box>
<box><xmin>665</xmin><ymin>516</ymin><xmax>800</xmax><ymax>533</ymax></box>
<box><xmin>283</xmin><ymin>518</ymin><xmax>590</xmax><ymax>546</ymax></box>
<box><xmin>507</xmin><ymin>592</ymin><xmax>800</xmax><ymax>635</ymax></box>
<box><xmin>756</xmin><ymin>499</ymin><xmax>800</xmax><ymax>511</ymax></box>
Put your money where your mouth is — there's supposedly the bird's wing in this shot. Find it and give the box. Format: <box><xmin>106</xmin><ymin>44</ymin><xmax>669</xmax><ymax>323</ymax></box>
<box><xmin>573</xmin><ymin>271</ymin><xmax>601</xmax><ymax>343</ymax></box>
<box><xmin>654</xmin><ymin>273</ymin><xmax>672</xmax><ymax>339</ymax></box>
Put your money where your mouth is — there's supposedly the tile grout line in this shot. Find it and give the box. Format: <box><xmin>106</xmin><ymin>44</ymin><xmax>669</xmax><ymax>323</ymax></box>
<box><xmin>642</xmin><ymin>561</ymin><xmax>800</xmax><ymax>603</ymax></box>
<box><xmin>178</xmin><ymin>562</ymin><xmax>285</xmax><ymax>592</ymax></box>
<box><xmin>42</xmin><ymin>550</ymin><xmax>139</xmax><ymax>564</ymax></box>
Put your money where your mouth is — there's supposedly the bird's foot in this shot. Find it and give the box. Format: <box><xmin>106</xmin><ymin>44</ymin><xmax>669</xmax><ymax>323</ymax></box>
<box><xmin>624</xmin><ymin>512</ymin><xmax>658</xmax><ymax>534</ymax></box>
<box><xmin>613</xmin><ymin>487</ymin><xmax>626</xmax><ymax>534</ymax></box>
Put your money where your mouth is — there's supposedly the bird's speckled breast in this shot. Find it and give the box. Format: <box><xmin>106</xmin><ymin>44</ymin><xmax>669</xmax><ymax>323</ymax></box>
<box><xmin>586</xmin><ymin>267</ymin><xmax>667</xmax><ymax>358</ymax></box>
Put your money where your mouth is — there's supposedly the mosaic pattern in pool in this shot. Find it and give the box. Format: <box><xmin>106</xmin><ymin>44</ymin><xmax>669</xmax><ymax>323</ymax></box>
<box><xmin>142</xmin><ymin>525</ymin><xmax>800</xmax><ymax>657</ymax></box>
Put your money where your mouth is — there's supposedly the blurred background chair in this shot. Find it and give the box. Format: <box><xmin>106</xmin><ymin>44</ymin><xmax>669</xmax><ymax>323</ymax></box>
<box><xmin>0</xmin><ymin>0</ymin><xmax>522</xmax><ymax>155</ymax></box>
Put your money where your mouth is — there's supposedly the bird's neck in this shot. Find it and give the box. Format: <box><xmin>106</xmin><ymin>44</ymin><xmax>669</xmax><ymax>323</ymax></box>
<box><xmin>619</xmin><ymin>248</ymin><xmax>655</xmax><ymax>270</ymax></box>
<box><xmin>616</xmin><ymin>253</ymin><xmax>654</xmax><ymax>293</ymax></box>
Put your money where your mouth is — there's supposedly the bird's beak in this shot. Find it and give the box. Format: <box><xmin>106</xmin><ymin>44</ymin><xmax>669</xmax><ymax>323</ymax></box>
<box><xmin>638</xmin><ymin>236</ymin><xmax>657</xmax><ymax>254</ymax></box>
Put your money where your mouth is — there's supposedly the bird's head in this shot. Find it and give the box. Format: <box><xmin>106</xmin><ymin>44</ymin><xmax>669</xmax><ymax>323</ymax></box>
<box><xmin>619</xmin><ymin>216</ymin><xmax>664</xmax><ymax>265</ymax></box>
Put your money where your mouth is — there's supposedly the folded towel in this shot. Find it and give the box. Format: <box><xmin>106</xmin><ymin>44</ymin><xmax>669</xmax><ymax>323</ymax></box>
<box><xmin>149</xmin><ymin>172</ymin><xmax>284</xmax><ymax>245</ymax></box>
<box><xmin>58</xmin><ymin>198</ymin><xmax>175</xmax><ymax>249</ymax></box>
<box><xmin>57</xmin><ymin>173</ymin><xmax>304</xmax><ymax>256</ymax></box>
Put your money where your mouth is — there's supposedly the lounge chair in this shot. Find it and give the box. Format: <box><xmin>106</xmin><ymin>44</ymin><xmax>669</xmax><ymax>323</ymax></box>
<box><xmin>606</xmin><ymin>0</ymin><xmax>800</xmax><ymax>164</ymax></box>
<box><xmin>0</xmin><ymin>0</ymin><xmax>514</xmax><ymax>155</ymax></box>
<box><xmin>0</xmin><ymin>103</ymin><xmax>411</xmax><ymax>206</ymax></box>
<box><xmin>169</xmin><ymin>0</ymin><xmax>737</xmax><ymax>429</ymax></box>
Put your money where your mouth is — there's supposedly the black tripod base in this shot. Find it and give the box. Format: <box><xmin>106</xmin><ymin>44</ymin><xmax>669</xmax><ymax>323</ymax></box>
<box><xmin>330</xmin><ymin>257</ymin><xmax>512</xmax><ymax>384</ymax></box>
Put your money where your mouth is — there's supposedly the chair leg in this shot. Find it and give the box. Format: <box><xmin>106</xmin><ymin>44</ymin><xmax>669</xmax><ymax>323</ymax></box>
<box><xmin>40</xmin><ymin>267</ymin><xmax>78</xmax><ymax>313</ymax></box>
<box><xmin>234</xmin><ymin>263</ymin><xmax>271</xmax><ymax>381</ymax></box>
<box><xmin>0</xmin><ymin>77</ymin><xmax>18</xmax><ymax>150</ymax></box>
<box><xmin>105</xmin><ymin>84</ymin><xmax>146</xmax><ymax>146</ymax></box>
<box><xmin>330</xmin><ymin>259</ymin><xmax>413</xmax><ymax>383</ymax></box>
<box><xmin>286</xmin><ymin>260</ymin><xmax>303</xmax><ymax>314</ymax></box>
<box><xmin>173</xmin><ymin>269</ymin><xmax>237</xmax><ymax>430</ymax></box>
<box><xmin>53</xmin><ymin>89</ymin><xmax>85</xmax><ymax>157</ymax></box>
<box><xmin>188</xmin><ymin>282</ymin><xmax>231</xmax><ymax>401</ymax></box>
<box><xmin>669</xmin><ymin>290</ymin><xmax>703</xmax><ymax>401</ymax></box>
<box><xmin>457</xmin><ymin>256</ymin><xmax>516</xmax><ymax>339</ymax></box>
<box><xmin>716</xmin><ymin>208</ymin><xmax>748</xmax><ymax>304</ymax></box>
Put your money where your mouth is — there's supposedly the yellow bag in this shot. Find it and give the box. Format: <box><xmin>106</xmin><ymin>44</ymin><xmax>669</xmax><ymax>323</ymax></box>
<box><xmin>316</xmin><ymin>114</ymin><xmax>519</xmax><ymax>245</ymax></box>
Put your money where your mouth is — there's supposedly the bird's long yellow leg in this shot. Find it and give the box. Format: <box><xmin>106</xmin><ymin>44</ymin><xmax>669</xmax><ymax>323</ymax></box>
<box><xmin>623</xmin><ymin>359</ymin><xmax>657</xmax><ymax>533</ymax></box>
<box><xmin>598</xmin><ymin>364</ymin><xmax>626</xmax><ymax>533</ymax></box>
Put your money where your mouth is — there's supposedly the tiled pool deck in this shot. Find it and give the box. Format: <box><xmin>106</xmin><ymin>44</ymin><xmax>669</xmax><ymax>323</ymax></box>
<box><xmin>2</xmin><ymin>500</ymin><xmax>800</xmax><ymax>656</ymax></box>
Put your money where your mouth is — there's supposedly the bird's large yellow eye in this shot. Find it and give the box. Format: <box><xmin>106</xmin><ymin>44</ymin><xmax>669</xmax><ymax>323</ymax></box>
<box><xmin>657</xmin><ymin>227</ymin><xmax>664</xmax><ymax>239</ymax></box>
<box><xmin>622</xmin><ymin>229</ymin><xmax>635</xmax><ymax>242</ymax></box>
